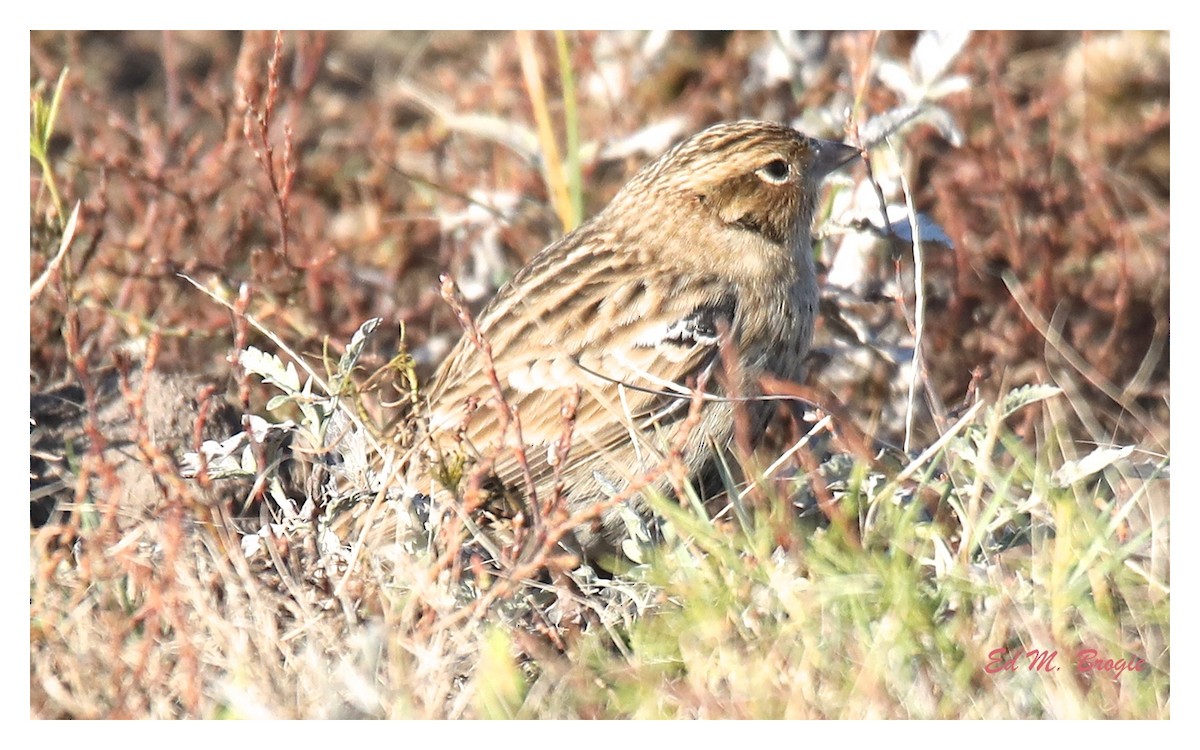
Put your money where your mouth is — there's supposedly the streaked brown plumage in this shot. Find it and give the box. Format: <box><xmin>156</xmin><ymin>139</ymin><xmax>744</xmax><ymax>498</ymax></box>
<box><xmin>425</xmin><ymin>120</ymin><xmax>858</xmax><ymax>554</ymax></box>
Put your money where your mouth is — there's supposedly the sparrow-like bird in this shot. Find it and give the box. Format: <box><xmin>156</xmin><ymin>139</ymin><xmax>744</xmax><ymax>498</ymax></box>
<box><xmin>426</xmin><ymin>120</ymin><xmax>859</xmax><ymax>554</ymax></box>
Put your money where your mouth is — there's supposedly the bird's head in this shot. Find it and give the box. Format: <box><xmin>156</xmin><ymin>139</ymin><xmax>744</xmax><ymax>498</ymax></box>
<box><xmin>612</xmin><ymin>120</ymin><xmax>860</xmax><ymax>249</ymax></box>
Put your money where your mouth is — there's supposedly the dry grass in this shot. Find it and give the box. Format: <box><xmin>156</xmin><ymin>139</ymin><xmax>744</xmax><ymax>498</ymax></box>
<box><xmin>29</xmin><ymin>30</ymin><xmax>1169</xmax><ymax>719</ymax></box>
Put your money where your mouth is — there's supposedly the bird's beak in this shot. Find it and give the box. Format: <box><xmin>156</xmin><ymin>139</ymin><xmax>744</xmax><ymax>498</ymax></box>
<box><xmin>811</xmin><ymin>138</ymin><xmax>862</xmax><ymax>179</ymax></box>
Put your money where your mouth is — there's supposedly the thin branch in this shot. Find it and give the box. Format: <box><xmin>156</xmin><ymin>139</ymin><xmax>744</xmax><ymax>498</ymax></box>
<box><xmin>30</xmin><ymin>201</ymin><xmax>80</xmax><ymax>302</ymax></box>
<box><xmin>1001</xmin><ymin>270</ymin><xmax>1158</xmax><ymax>437</ymax></box>
<box><xmin>515</xmin><ymin>30</ymin><xmax>573</xmax><ymax>231</ymax></box>
<box><xmin>892</xmin><ymin>139</ymin><xmax>926</xmax><ymax>453</ymax></box>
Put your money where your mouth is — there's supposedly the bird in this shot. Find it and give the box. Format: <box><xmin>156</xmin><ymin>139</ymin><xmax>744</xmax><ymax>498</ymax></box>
<box><xmin>423</xmin><ymin>119</ymin><xmax>859</xmax><ymax>557</ymax></box>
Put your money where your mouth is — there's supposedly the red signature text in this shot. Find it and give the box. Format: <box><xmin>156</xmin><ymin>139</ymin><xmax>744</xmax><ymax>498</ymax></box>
<box><xmin>985</xmin><ymin>648</ymin><xmax>1147</xmax><ymax>678</ymax></box>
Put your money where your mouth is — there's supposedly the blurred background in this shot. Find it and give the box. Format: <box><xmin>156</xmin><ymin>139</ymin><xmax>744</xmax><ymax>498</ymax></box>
<box><xmin>28</xmin><ymin>29</ymin><xmax>1172</xmax><ymax>721</ymax></box>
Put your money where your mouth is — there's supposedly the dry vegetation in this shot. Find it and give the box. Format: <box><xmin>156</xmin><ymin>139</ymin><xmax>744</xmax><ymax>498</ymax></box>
<box><xmin>30</xmin><ymin>31</ymin><xmax>1168</xmax><ymax>719</ymax></box>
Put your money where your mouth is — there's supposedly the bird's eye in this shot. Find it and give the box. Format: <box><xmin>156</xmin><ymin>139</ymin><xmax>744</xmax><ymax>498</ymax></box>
<box><xmin>756</xmin><ymin>159</ymin><xmax>791</xmax><ymax>185</ymax></box>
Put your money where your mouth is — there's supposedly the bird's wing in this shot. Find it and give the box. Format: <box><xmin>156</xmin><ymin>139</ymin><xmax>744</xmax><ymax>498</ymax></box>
<box><xmin>427</xmin><ymin>249</ymin><xmax>737</xmax><ymax>492</ymax></box>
